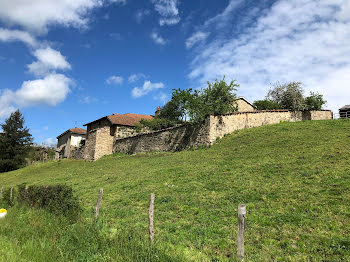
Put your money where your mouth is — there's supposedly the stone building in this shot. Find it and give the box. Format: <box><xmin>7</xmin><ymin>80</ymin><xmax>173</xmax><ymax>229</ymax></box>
<box><xmin>56</xmin><ymin>128</ymin><xmax>87</xmax><ymax>159</ymax></box>
<box><xmin>235</xmin><ymin>97</ymin><xmax>256</xmax><ymax>112</ymax></box>
<box><xmin>83</xmin><ymin>113</ymin><xmax>153</xmax><ymax>161</ymax></box>
<box><xmin>339</xmin><ymin>105</ymin><xmax>350</xmax><ymax>118</ymax></box>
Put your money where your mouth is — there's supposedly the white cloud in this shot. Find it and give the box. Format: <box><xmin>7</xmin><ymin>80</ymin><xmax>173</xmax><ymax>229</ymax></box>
<box><xmin>186</xmin><ymin>31</ymin><xmax>209</xmax><ymax>49</ymax></box>
<box><xmin>0</xmin><ymin>74</ymin><xmax>72</xmax><ymax>118</ymax></box>
<box><xmin>150</xmin><ymin>32</ymin><xmax>166</xmax><ymax>45</ymax></box>
<box><xmin>44</xmin><ymin>126</ymin><xmax>49</xmax><ymax>131</ymax></box>
<box><xmin>79</xmin><ymin>96</ymin><xmax>97</xmax><ymax>104</ymax></box>
<box><xmin>151</xmin><ymin>0</ymin><xmax>180</xmax><ymax>26</ymax></box>
<box><xmin>188</xmin><ymin>0</ymin><xmax>350</xmax><ymax>113</ymax></box>
<box><xmin>0</xmin><ymin>90</ymin><xmax>16</xmax><ymax>118</ymax></box>
<box><xmin>128</xmin><ymin>73</ymin><xmax>146</xmax><ymax>83</ymax></box>
<box><xmin>43</xmin><ymin>137</ymin><xmax>56</xmax><ymax>147</ymax></box>
<box><xmin>0</xmin><ymin>0</ymin><xmax>126</xmax><ymax>34</ymax></box>
<box><xmin>0</xmin><ymin>28</ymin><xmax>38</xmax><ymax>47</ymax></box>
<box><xmin>109</xmin><ymin>0</ymin><xmax>127</xmax><ymax>4</ymax></box>
<box><xmin>132</xmin><ymin>80</ymin><xmax>164</xmax><ymax>98</ymax></box>
<box><xmin>153</xmin><ymin>92</ymin><xmax>168</xmax><ymax>105</ymax></box>
<box><xmin>16</xmin><ymin>74</ymin><xmax>72</xmax><ymax>107</ymax></box>
<box><xmin>106</xmin><ymin>75</ymin><xmax>124</xmax><ymax>85</ymax></box>
<box><xmin>27</xmin><ymin>47</ymin><xmax>71</xmax><ymax>77</ymax></box>
<box><xmin>135</xmin><ymin>9</ymin><xmax>151</xmax><ymax>23</ymax></box>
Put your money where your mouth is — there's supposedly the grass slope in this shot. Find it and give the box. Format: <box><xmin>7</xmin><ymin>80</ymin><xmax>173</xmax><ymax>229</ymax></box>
<box><xmin>1</xmin><ymin>119</ymin><xmax>350</xmax><ymax>261</ymax></box>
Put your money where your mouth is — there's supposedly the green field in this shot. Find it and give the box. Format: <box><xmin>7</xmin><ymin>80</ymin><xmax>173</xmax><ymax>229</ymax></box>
<box><xmin>1</xmin><ymin>119</ymin><xmax>350</xmax><ymax>261</ymax></box>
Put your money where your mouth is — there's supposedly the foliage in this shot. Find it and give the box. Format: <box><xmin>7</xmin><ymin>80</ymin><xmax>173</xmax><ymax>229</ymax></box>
<box><xmin>1</xmin><ymin>120</ymin><xmax>350</xmax><ymax>260</ymax></box>
<box><xmin>265</xmin><ymin>82</ymin><xmax>327</xmax><ymax>111</ymax></box>
<box><xmin>0</xmin><ymin>110</ymin><xmax>33</xmax><ymax>172</ymax></box>
<box><xmin>136</xmin><ymin>118</ymin><xmax>180</xmax><ymax>132</ymax></box>
<box><xmin>26</xmin><ymin>145</ymin><xmax>56</xmax><ymax>164</ymax></box>
<box><xmin>267</xmin><ymin>82</ymin><xmax>306</xmax><ymax>110</ymax></box>
<box><xmin>15</xmin><ymin>184</ymin><xmax>81</xmax><ymax>217</ymax></box>
<box><xmin>163</xmin><ymin>77</ymin><xmax>239</xmax><ymax>123</ymax></box>
<box><xmin>0</xmin><ymin>206</ymin><xmax>184</xmax><ymax>262</ymax></box>
<box><xmin>253</xmin><ymin>99</ymin><xmax>282</xmax><ymax>110</ymax></box>
<box><xmin>2</xmin><ymin>187</ymin><xmax>16</xmax><ymax>207</ymax></box>
<box><xmin>305</xmin><ymin>92</ymin><xmax>327</xmax><ymax>110</ymax></box>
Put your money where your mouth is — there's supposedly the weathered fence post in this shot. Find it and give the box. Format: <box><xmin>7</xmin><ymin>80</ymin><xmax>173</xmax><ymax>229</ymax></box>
<box><xmin>94</xmin><ymin>188</ymin><xmax>103</xmax><ymax>220</ymax></box>
<box><xmin>10</xmin><ymin>187</ymin><xmax>13</xmax><ymax>202</ymax></box>
<box><xmin>149</xmin><ymin>193</ymin><xmax>155</xmax><ymax>244</ymax></box>
<box><xmin>238</xmin><ymin>204</ymin><xmax>246</xmax><ymax>261</ymax></box>
<box><xmin>0</xmin><ymin>185</ymin><xmax>3</xmax><ymax>198</ymax></box>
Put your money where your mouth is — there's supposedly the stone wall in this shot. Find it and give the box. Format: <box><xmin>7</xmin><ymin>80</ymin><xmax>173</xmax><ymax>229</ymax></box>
<box><xmin>113</xmin><ymin>110</ymin><xmax>332</xmax><ymax>155</ymax></box>
<box><xmin>71</xmin><ymin>146</ymin><xmax>85</xmax><ymax>160</ymax></box>
<box><xmin>208</xmin><ymin>110</ymin><xmax>332</xmax><ymax>142</ymax></box>
<box><xmin>114</xmin><ymin>126</ymin><xmax>138</xmax><ymax>139</ymax></box>
<box><xmin>113</xmin><ymin>120</ymin><xmax>210</xmax><ymax>154</ymax></box>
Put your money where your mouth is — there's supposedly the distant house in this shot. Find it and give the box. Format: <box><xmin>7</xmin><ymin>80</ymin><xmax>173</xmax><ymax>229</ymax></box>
<box><xmin>236</xmin><ymin>97</ymin><xmax>256</xmax><ymax>112</ymax></box>
<box><xmin>83</xmin><ymin>113</ymin><xmax>153</xmax><ymax>161</ymax></box>
<box><xmin>56</xmin><ymin>128</ymin><xmax>87</xmax><ymax>159</ymax></box>
<box><xmin>339</xmin><ymin>105</ymin><xmax>350</xmax><ymax>119</ymax></box>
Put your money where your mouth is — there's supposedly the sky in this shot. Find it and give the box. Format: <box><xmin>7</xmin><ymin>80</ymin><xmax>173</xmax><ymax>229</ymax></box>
<box><xmin>0</xmin><ymin>0</ymin><xmax>349</xmax><ymax>145</ymax></box>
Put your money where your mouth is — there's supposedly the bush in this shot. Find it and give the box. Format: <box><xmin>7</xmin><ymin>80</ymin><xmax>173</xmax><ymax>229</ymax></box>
<box><xmin>136</xmin><ymin>118</ymin><xmax>180</xmax><ymax>131</ymax></box>
<box><xmin>253</xmin><ymin>100</ymin><xmax>282</xmax><ymax>110</ymax></box>
<box><xmin>16</xmin><ymin>184</ymin><xmax>81</xmax><ymax>216</ymax></box>
<box><xmin>305</xmin><ymin>92</ymin><xmax>327</xmax><ymax>110</ymax></box>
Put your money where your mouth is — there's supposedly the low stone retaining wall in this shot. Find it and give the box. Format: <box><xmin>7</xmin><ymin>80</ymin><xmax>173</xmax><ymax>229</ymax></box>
<box><xmin>114</xmin><ymin>120</ymin><xmax>210</xmax><ymax>154</ymax></box>
<box><xmin>113</xmin><ymin>110</ymin><xmax>333</xmax><ymax>155</ymax></box>
<box><xmin>208</xmin><ymin>110</ymin><xmax>333</xmax><ymax>142</ymax></box>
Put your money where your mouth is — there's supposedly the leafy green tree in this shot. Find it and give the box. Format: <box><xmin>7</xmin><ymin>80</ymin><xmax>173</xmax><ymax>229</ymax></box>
<box><xmin>138</xmin><ymin>78</ymin><xmax>239</xmax><ymax>131</ymax></box>
<box><xmin>0</xmin><ymin>110</ymin><xmax>33</xmax><ymax>172</ymax></box>
<box><xmin>253</xmin><ymin>100</ymin><xmax>282</xmax><ymax>110</ymax></box>
<box><xmin>199</xmin><ymin>78</ymin><xmax>239</xmax><ymax>119</ymax></box>
<box><xmin>305</xmin><ymin>92</ymin><xmax>326</xmax><ymax>110</ymax></box>
<box><xmin>267</xmin><ymin>82</ymin><xmax>305</xmax><ymax>111</ymax></box>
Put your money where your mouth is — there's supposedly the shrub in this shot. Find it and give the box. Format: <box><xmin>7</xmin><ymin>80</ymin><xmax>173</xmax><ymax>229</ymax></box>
<box><xmin>305</xmin><ymin>92</ymin><xmax>327</xmax><ymax>110</ymax></box>
<box><xmin>16</xmin><ymin>184</ymin><xmax>81</xmax><ymax>216</ymax></box>
<box><xmin>253</xmin><ymin>99</ymin><xmax>282</xmax><ymax>110</ymax></box>
<box><xmin>136</xmin><ymin>118</ymin><xmax>180</xmax><ymax>131</ymax></box>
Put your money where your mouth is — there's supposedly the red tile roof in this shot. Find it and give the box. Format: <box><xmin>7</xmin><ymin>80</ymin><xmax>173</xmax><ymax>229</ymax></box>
<box><xmin>57</xmin><ymin>128</ymin><xmax>87</xmax><ymax>139</ymax></box>
<box><xmin>107</xmin><ymin>113</ymin><xmax>153</xmax><ymax>126</ymax></box>
<box><xmin>69</xmin><ymin>128</ymin><xmax>87</xmax><ymax>135</ymax></box>
<box><xmin>84</xmin><ymin>113</ymin><xmax>153</xmax><ymax>127</ymax></box>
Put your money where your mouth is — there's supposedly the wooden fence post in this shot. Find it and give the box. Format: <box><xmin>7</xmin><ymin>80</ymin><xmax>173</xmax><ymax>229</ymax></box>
<box><xmin>238</xmin><ymin>204</ymin><xmax>246</xmax><ymax>261</ymax></box>
<box><xmin>0</xmin><ymin>185</ymin><xmax>3</xmax><ymax>198</ymax></box>
<box><xmin>149</xmin><ymin>193</ymin><xmax>155</xmax><ymax>244</ymax></box>
<box><xmin>94</xmin><ymin>188</ymin><xmax>103</xmax><ymax>220</ymax></box>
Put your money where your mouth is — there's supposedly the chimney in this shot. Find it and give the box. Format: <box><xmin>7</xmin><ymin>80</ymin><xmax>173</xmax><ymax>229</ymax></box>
<box><xmin>155</xmin><ymin>106</ymin><xmax>161</xmax><ymax>117</ymax></box>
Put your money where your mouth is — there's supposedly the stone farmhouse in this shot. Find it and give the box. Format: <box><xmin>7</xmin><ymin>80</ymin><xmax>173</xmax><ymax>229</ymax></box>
<box><xmin>83</xmin><ymin>113</ymin><xmax>153</xmax><ymax>161</ymax></box>
<box><xmin>56</xmin><ymin>128</ymin><xmax>86</xmax><ymax>159</ymax></box>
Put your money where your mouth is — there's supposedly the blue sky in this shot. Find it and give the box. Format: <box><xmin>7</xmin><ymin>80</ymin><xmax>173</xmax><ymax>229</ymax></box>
<box><xmin>0</xmin><ymin>0</ymin><xmax>349</xmax><ymax>145</ymax></box>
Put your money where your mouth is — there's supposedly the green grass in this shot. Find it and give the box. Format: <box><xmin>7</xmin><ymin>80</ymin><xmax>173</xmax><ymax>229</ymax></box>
<box><xmin>1</xmin><ymin>119</ymin><xmax>350</xmax><ymax>261</ymax></box>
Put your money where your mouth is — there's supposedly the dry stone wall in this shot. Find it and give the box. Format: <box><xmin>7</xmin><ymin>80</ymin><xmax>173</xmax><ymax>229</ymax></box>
<box><xmin>113</xmin><ymin>120</ymin><xmax>211</xmax><ymax>154</ymax></box>
<box><xmin>113</xmin><ymin>110</ymin><xmax>332</xmax><ymax>155</ymax></box>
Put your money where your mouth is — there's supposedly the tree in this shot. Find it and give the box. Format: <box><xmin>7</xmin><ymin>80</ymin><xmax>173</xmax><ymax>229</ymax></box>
<box><xmin>305</xmin><ymin>92</ymin><xmax>326</xmax><ymax>110</ymax></box>
<box><xmin>139</xmin><ymin>78</ymin><xmax>239</xmax><ymax>131</ymax></box>
<box><xmin>267</xmin><ymin>82</ymin><xmax>305</xmax><ymax>111</ymax></box>
<box><xmin>253</xmin><ymin>100</ymin><xmax>281</xmax><ymax>110</ymax></box>
<box><xmin>0</xmin><ymin>110</ymin><xmax>33</xmax><ymax>172</ymax></box>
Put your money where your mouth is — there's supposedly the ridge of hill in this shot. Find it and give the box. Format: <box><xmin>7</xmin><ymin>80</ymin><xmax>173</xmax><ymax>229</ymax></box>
<box><xmin>1</xmin><ymin>119</ymin><xmax>350</xmax><ymax>261</ymax></box>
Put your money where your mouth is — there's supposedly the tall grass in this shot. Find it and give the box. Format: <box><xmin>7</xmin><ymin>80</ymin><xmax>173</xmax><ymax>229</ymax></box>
<box><xmin>0</xmin><ymin>202</ymin><xmax>184</xmax><ymax>262</ymax></box>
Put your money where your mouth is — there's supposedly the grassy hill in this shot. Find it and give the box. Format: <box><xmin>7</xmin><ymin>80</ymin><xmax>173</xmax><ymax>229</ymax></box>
<box><xmin>1</xmin><ymin>119</ymin><xmax>350</xmax><ymax>261</ymax></box>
